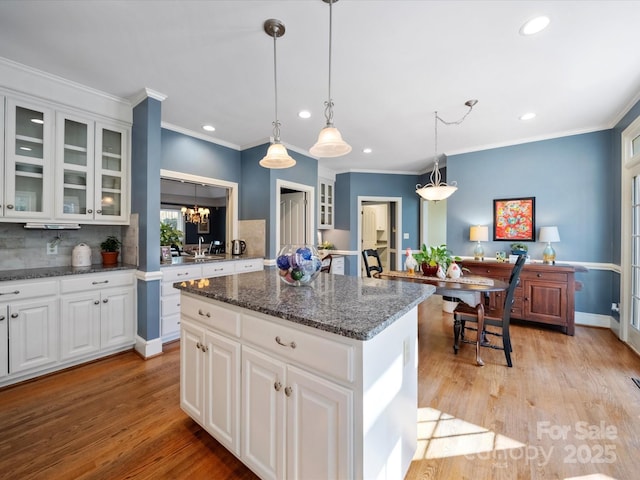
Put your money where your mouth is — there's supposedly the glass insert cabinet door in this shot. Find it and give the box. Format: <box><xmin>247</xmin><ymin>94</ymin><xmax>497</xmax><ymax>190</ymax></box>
<box><xmin>4</xmin><ymin>99</ymin><xmax>54</xmax><ymax>218</ymax></box>
<box><xmin>95</xmin><ymin>123</ymin><xmax>127</xmax><ymax>220</ymax></box>
<box><xmin>56</xmin><ymin>113</ymin><xmax>95</xmax><ymax>218</ymax></box>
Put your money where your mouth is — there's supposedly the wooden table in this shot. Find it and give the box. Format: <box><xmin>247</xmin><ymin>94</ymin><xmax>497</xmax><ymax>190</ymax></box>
<box><xmin>378</xmin><ymin>270</ymin><xmax>509</xmax><ymax>366</ymax></box>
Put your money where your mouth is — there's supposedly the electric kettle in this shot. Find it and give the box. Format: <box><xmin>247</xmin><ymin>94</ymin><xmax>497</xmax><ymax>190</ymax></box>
<box><xmin>231</xmin><ymin>239</ymin><xmax>246</xmax><ymax>255</ymax></box>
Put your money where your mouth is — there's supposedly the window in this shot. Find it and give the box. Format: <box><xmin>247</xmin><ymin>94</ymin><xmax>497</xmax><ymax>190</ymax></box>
<box><xmin>160</xmin><ymin>208</ymin><xmax>185</xmax><ymax>239</ymax></box>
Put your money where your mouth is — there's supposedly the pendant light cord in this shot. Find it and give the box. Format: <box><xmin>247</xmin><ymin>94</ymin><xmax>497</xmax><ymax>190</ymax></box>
<box><xmin>323</xmin><ymin>0</ymin><xmax>335</xmax><ymax>126</ymax></box>
<box><xmin>272</xmin><ymin>28</ymin><xmax>282</xmax><ymax>142</ymax></box>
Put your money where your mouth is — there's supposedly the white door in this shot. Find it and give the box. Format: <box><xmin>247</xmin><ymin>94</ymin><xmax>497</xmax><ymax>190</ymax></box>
<box><xmin>362</xmin><ymin>206</ymin><xmax>376</xmax><ymax>250</ymax></box>
<box><xmin>286</xmin><ymin>365</ymin><xmax>353</xmax><ymax>480</ymax></box>
<box><xmin>204</xmin><ymin>329</ymin><xmax>241</xmax><ymax>455</ymax></box>
<box><xmin>242</xmin><ymin>346</ymin><xmax>286</xmax><ymax>480</ymax></box>
<box><xmin>8</xmin><ymin>298</ymin><xmax>58</xmax><ymax>373</ymax></box>
<box><xmin>100</xmin><ymin>287</ymin><xmax>134</xmax><ymax>348</ymax></box>
<box><xmin>280</xmin><ymin>192</ymin><xmax>307</xmax><ymax>247</ymax></box>
<box><xmin>0</xmin><ymin>307</ymin><xmax>8</xmax><ymax>377</ymax></box>
<box><xmin>180</xmin><ymin>320</ymin><xmax>205</xmax><ymax>424</ymax></box>
<box><xmin>626</xmin><ymin>174</ymin><xmax>640</xmax><ymax>351</ymax></box>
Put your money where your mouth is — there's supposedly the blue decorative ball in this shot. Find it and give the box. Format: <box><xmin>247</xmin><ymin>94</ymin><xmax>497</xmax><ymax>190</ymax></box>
<box><xmin>296</xmin><ymin>247</ymin><xmax>312</xmax><ymax>260</ymax></box>
<box><xmin>276</xmin><ymin>254</ymin><xmax>290</xmax><ymax>270</ymax></box>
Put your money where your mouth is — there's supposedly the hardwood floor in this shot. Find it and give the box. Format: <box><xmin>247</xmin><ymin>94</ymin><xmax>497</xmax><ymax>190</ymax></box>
<box><xmin>1</xmin><ymin>295</ymin><xmax>639</xmax><ymax>479</ymax></box>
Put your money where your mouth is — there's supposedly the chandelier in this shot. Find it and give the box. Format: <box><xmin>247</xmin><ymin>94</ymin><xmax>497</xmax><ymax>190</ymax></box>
<box><xmin>416</xmin><ymin>99</ymin><xmax>478</xmax><ymax>201</ymax></box>
<box><xmin>181</xmin><ymin>184</ymin><xmax>210</xmax><ymax>224</ymax></box>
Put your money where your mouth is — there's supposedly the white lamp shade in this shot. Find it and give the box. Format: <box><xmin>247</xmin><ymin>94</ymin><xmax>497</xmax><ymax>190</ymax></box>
<box><xmin>415</xmin><ymin>184</ymin><xmax>457</xmax><ymax>201</ymax></box>
<box><xmin>309</xmin><ymin>126</ymin><xmax>352</xmax><ymax>158</ymax></box>
<box><xmin>260</xmin><ymin>142</ymin><xmax>296</xmax><ymax>169</ymax></box>
<box><xmin>539</xmin><ymin>226</ymin><xmax>560</xmax><ymax>243</ymax></box>
<box><xmin>470</xmin><ymin>225</ymin><xmax>489</xmax><ymax>242</ymax></box>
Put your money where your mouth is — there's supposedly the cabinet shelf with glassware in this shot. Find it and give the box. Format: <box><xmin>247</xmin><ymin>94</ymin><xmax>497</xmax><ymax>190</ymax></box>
<box><xmin>54</xmin><ymin>112</ymin><xmax>129</xmax><ymax>224</ymax></box>
<box><xmin>2</xmin><ymin>97</ymin><xmax>54</xmax><ymax>220</ymax></box>
<box><xmin>318</xmin><ymin>178</ymin><xmax>334</xmax><ymax>229</ymax></box>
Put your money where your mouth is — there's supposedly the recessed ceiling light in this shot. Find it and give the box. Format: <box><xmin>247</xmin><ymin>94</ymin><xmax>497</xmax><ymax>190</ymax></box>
<box><xmin>202</xmin><ymin>125</ymin><xmax>215</xmax><ymax>132</ymax></box>
<box><xmin>363</xmin><ymin>148</ymin><xmax>372</xmax><ymax>154</ymax></box>
<box><xmin>520</xmin><ymin>16</ymin><xmax>550</xmax><ymax>36</ymax></box>
<box><xmin>30</xmin><ymin>118</ymin><xmax>44</xmax><ymax>124</ymax></box>
<box><xmin>520</xmin><ymin>112</ymin><xmax>536</xmax><ymax>121</ymax></box>
<box><xmin>298</xmin><ymin>110</ymin><xmax>311</xmax><ymax>119</ymax></box>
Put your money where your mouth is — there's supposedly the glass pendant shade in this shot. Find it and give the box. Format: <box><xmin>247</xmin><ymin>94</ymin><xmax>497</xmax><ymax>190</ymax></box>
<box><xmin>416</xmin><ymin>184</ymin><xmax>457</xmax><ymax>201</ymax></box>
<box><xmin>309</xmin><ymin>126</ymin><xmax>352</xmax><ymax>158</ymax></box>
<box><xmin>260</xmin><ymin>142</ymin><xmax>296</xmax><ymax>169</ymax></box>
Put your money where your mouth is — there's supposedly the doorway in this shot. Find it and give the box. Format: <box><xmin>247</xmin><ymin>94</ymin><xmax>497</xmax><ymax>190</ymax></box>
<box><xmin>358</xmin><ymin>196</ymin><xmax>402</xmax><ymax>277</ymax></box>
<box><xmin>420</xmin><ymin>198</ymin><xmax>447</xmax><ymax>248</ymax></box>
<box><xmin>275</xmin><ymin>179</ymin><xmax>314</xmax><ymax>254</ymax></box>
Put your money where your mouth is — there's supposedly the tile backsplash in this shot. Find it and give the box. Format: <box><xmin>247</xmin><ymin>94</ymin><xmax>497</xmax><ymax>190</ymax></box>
<box><xmin>0</xmin><ymin>223</ymin><xmax>125</xmax><ymax>270</ymax></box>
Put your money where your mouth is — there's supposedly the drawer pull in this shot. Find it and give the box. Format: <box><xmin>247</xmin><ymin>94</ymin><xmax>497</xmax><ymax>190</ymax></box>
<box><xmin>198</xmin><ymin>309</ymin><xmax>211</xmax><ymax>318</ymax></box>
<box><xmin>275</xmin><ymin>336</ymin><xmax>296</xmax><ymax>349</ymax></box>
<box><xmin>284</xmin><ymin>386</ymin><xmax>292</xmax><ymax>397</ymax></box>
<box><xmin>177</xmin><ymin>272</ymin><xmax>190</xmax><ymax>277</ymax></box>
<box><xmin>92</xmin><ymin>280</ymin><xmax>109</xmax><ymax>285</ymax></box>
<box><xmin>274</xmin><ymin>381</ymin><xmax>282</xmax><ymax>392</ymax></box>
<box><xmin>0</xmin><ymin>290</ymin><xmax>20</xmax><ymax>296</ymax></box>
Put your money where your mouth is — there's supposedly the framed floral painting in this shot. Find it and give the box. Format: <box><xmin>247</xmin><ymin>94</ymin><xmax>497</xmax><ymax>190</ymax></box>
<box><xmin>493</xmin><ymin>197</ymin><xmax>535</xmax><ymax>241</ymax></box>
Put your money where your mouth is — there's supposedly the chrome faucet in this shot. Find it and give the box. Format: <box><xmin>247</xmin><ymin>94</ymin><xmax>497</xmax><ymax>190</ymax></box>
<box><xmin>195</xmin><ymin>236</ymin><xmax>206</xmax><ymax>258</ymax></box>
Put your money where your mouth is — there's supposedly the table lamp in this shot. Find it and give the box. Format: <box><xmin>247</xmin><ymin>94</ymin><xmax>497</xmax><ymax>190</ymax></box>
<box><xmin>470</xmin><ymin>225</ymin><xmax>489</xmax><ymax>261</ymax></box>
<box><xmin>539</xmin><ymin>226</ymin><xmax>560</xmax><ymax>264</ymax></box>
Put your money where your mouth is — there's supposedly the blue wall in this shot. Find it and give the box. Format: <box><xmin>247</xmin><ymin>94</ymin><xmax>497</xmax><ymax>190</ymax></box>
<box><xmin>447</xmin><ymin>130</ymin><xmax>613</xmax><ymax>315</ymax></box>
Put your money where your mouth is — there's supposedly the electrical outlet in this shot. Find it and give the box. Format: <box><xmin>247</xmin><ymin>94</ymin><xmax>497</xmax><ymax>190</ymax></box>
<box><xmin>403</xmin><ymin>232</ymin><xmax>409</xmax><ymax>239</ymax></box>
<box><xmin>46</xmin><ymin>242</ymin><xmax>58</xmax><ymax>255</ymax></box>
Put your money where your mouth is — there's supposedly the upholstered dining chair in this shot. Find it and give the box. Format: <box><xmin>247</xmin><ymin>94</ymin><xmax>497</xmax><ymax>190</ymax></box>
<box><xmin>453</xmin><ymin>254</ymin><xmax>526</xmax><ymax>367</ymax></box>
<box><xmin>321</xmin><ymin>254</ymin><xmax>333</xmax><ymax>273</ymax></box>
<box><xmin>362</xmin><ymin>249</ymin><xmax>383</xmax><ymax>277</ymax></box>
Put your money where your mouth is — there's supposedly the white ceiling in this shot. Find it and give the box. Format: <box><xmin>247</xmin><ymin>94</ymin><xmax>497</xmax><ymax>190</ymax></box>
<box><xmin>1</xmin><ymin>0</ymin><xmax>639</xmax><ymax>174</ymax></box>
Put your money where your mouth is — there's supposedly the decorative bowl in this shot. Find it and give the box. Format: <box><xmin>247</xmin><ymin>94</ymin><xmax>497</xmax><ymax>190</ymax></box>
<box><xmin>276</xmin><ymin>244</ymin><xmax>322</xmax><ymax>286</ymax></box>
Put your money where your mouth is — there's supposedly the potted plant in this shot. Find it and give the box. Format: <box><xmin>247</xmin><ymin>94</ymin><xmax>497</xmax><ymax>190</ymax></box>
<box><xmin>413</xmin><ymin>244</ymin><xmax>462</xmax><ymax>276</ymax></box>
<box><xmin>100</xmin><ymin>235</ymin><xmax>121</xmax><ymax>265</ymax></box>
<box><xmin>160</xmin><ymin>221</ymin><xmax>183</xmax><ymax>262</ymax></box>
<box><xmin>510</xmin><ymin>242</ymin><xmax>528</xmax><ymax>256</ymax></box>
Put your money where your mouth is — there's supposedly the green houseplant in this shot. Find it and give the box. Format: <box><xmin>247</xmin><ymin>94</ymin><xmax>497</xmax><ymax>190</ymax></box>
<box><xmin>100</xmin><ymin>235</ymin><xmax>121</xmax><ymax>265</ymax></box>
<box><xmin>160</xmin><ymin>221</ymin><xmax>183</xmax><ymax>247</ymax></box>
<box><xmin>413</xmin><ymin>244</ymin><xmax>462</xmax><ymax>275</ymax></box>
<box><xmin>510</xmin><ymin>242</ymin><xmax>528</xmax><ymax>255</ymax></box>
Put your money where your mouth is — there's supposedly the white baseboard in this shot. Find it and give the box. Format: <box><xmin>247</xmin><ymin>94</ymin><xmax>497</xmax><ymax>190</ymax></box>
<box><xmin>575</xmin><ymin>311</ymin><xmax>612</xmax><ymax>328</ymax></box>
<box><xmin>135</xmin><ymin>335</ymin><xmax>163</xmax><ymax>359</ymax></box>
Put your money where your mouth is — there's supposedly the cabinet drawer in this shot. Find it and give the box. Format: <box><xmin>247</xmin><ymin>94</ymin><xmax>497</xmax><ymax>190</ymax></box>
<box><xmin>201</xmin><ymin>262</ymin><xmax>235</xmax><ymax>277</ymax></box>
<box><xmin>60</xmin><ymin>272</ymin><xmax>133</xmax><ymax>294</ymax></box>
<box><xmin>181</xmin><ymin>295</ymin><xmax>241</xmax><ymax>338</ymax></box>
<box><xmin>162</xmin><ymin>265</ymin><xmax>203</xmax><ymax>282</ymax></box>
<box><xmin>0</xmin><ymin>280</ymin><xmax>57</xmax><ymax>301</ymax></box>
<box><xmin>161</xmin><ymin>282</ymin><xmax>180</xmax><ymax>297</ymax></box>
<box><xmin>234</xmin><ymin>259</ymin><xmax>263</xmax><ymax>273</ymax></box>
<box><xmin>162</xmin><ymin>313</ymin><xmax>181</xmax><ymax>336</ymax></box>
<box><xmin>242</xmin><ymin>313</ymin><xmax>355</xmax><ymax>384</ymax></box>
<box><xmin>521</xmin><ymin>271</ymin><xmax>568</xmax><ymax>283</ymax></box>
<box><xmin>161</xmin><ymin>294</ymin><xmax>181</xmax><ymax>316</ymax></box>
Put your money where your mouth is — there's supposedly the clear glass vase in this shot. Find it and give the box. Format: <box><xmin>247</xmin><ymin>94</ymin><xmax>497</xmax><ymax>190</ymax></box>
<box><xmin>276</xmin><ymin>244</ymin><xmax>322</xmax><ymax>286</ymax></box>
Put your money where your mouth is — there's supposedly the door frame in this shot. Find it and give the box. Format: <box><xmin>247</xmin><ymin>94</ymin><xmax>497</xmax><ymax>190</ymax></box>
<box><xmin>275</xmin><ymin>179</ymin><xmax>315</xmax><ymax>254</ymax></box>
<box><xmin>357</xmin><ymin>196</ymin><xmax>402</xmax><ymax>277</ymax></box>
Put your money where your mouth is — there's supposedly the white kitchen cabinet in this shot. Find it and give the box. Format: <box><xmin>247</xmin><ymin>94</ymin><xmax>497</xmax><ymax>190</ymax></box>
<box><xmin>181</xmin><ymin>316</ymin><xmax>241</xmax><ymax>455</ymax></box>
<box><xmin>318</xmin><ymin>178</ymin><xmax>334</xmax><ymax>229</ymax></box>
<box><xmin>9</xmin><ymin>298</ymin><xmax>58</xmax><ymax>374</ymax></box>
<box><xmin>0</xmin><ymin>308</ymin><xmax>6</xmax><ymax>378</ymax></box>
<box><xmin>0</xmin><ymin>95</ymin><xmax>4</xmax><ymax>218</ymax></box>
<box><xmin>94</xmin><ymin>122</ymin><xmax>129</xmax><ymax>223</ymax></box>
<box><xmin>331</xmin><ymin>255</ymin><xmax>345</xmax><ymax>275</ymax></box>
<box><xmin>3</xmin><ymin>97</ymin><xmax>54</xmax><ymax>219</ymax></box>
<box><xmin>60</xmin><ymin>271</ymin><xmax>135</xmax><ymax>359</ymax></box>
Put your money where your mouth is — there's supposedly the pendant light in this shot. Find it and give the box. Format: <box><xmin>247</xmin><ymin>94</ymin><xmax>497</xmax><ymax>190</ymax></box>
<box><xmin>181</xmin><ymin>184</ymin><xmax>210</xmax><ymax>224</ymax></box>
<box><xmin>260</xmin><ymin>19</ymin><xmax>296</xmax><ymax>169</ymax></box>
<box><xmin>416</xmin><ymin>99</ymin><xmax>478</xmax><ymax>202</ymax></box>
<box><xmin>309</xmin><ymin>0</ymin><xmax>352</xmax><ymax>158</ymax></box>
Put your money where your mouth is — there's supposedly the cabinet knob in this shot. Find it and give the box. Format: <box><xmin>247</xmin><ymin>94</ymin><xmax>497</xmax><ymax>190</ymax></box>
<box><xmin>94</xmin><ymin>300</ymin><xmax>100</xmax><ymax>305</ymax></box>
<box><xmin>87</xmin><ymin>209</ymin><xmax>93</xmax><ymax>213</ymax></box>
<box><xmin>274</xmin><ymin>381</ymin><xmax>282</xmax><ymax>392</ymax></box>
<box><xmin>7</xmin><ymin>204</ymin><xmax>14</xmax><ymax>209</ymax></box>
<box><xmin>0</xmin><ymin>315</ymin><xmax>5</xmax><ymax>321</ymax></box>
<box><xmin>196</xmin><ymin>341</ymin><xmax>202</xmax><ymax>350</ymax></box>
<box><xmin>103</xmin><ymin>299</ymin><xmax>108</xmax><ymax>303</ymax></box>
<box><xmin>284</xmin><ymin>386</ymin><xmax>292</xmax><ymax>397</ymax></box>
<box><xmin>537</xmin><ymin>273</ymin><xmax>542</xmax><ymax>277</ymax></box>
<box><xmin>96</xmin><ymin>210</ymin><xmax>102</xmax><ymax>214</ymax></box>
<box><xmin>11</xmin><ymin>313</ymin><xmax>18</xmax><ymax>318</ymax></box>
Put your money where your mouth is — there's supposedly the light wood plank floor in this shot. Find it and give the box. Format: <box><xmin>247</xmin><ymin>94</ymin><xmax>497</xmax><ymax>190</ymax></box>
<box><xmin>1</xmin><ymin>295</ymin><xmax>639</xmax><ymax>479</ymax></box>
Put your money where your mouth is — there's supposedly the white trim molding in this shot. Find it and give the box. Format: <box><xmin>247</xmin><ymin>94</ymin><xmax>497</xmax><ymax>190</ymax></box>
<box><xmin>575</xmin><ymin>312</ymin><xmax>613</xmax><ymax>329</ymax></box>
<box><xmin>135</xmin><ymin>270</ymin><xmax>163</xmax><ymax>282</ymax></box>
<box><xmin>135</xmin><ymin>335</ymin><xmax>163</xmax><ymax>359</ymax></box>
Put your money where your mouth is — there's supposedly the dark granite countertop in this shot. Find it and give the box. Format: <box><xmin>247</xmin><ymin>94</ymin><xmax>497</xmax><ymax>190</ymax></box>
<box><xmin>174</xmin><ymin>270</ymin><xmax>435</xmax><ymax>341</ymax></box>
<box><xmin>0</xmin><ymin>263</ymin><xmax>137</xmax><ymax>282</ymax></box>
<box><xmin>161</xmin><ymin>254</ymin><xmax>263</xmax><ymax>268</ymax></box>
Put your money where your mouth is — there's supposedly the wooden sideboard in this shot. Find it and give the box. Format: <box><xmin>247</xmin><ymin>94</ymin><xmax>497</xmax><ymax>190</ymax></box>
<box><xmin>460</xmin><ymin>260</ymin><xmax>587</xmax><ymax>335</ymax></box>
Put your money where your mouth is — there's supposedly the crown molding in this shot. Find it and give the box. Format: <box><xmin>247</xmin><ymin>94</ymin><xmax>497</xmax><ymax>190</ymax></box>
<box><xmin>161</xmin><ymin>122</ymin><xmax>241</xmax><ymax>150</ymax></box>
<box><xmin>130</xmin><ymin>87</ymin><xmax>167</xmax><ymax>107</ymax></box>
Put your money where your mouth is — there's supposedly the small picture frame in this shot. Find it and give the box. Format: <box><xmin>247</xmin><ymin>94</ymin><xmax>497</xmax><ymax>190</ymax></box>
<box><xmin>160</xmin><ymin>245</ymin><xmax>172</xmax><ymax>262</ymax></box>
<box><xmin>197</xmin><ymin>221</ymin><xmax>210</xmax><ymax>234</ymax></box>
<box><xmin>493</xmin><ymin>197</ymin><xmax>535</xmax><ymax>241</ymax></box>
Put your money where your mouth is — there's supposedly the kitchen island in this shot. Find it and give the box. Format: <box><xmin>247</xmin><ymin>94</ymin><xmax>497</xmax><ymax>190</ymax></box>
<box><xmin>174</xmin><ymin>269</ymin><xmax>435</xmax><ymax>480</ymax></box>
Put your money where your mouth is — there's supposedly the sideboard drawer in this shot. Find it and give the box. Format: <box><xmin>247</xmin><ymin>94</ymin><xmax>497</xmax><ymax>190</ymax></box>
<box><xmin>521</xmin><ymin>271</ymin><xmax>568</xmax><ymax>283</ymax></box>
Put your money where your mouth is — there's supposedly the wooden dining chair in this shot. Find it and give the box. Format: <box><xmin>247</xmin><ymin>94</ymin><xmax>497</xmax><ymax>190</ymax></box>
<box><xmin>362</xmin><ymin>249</ymin><xmax>383</xmax><ymax>277</ymax></box>
<box><xmin>453</xmin><ymin>254</ymin><xmax>526</xmax><ymax>367</ymax></box>
<box><xmin>320</xmin><ymin>254</ymin><xmax>333</xmax><ymax>273</ymax></box>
